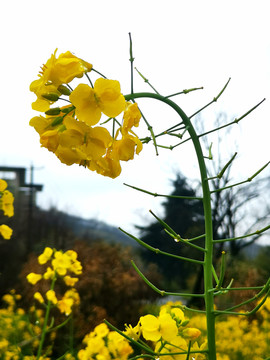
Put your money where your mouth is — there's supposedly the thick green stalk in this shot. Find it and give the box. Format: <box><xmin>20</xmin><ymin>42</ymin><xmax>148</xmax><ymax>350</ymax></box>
<box><xmin>125</xmin><ymin>92</ymin><xmax>216</xmax><ymax>359</ymax></box>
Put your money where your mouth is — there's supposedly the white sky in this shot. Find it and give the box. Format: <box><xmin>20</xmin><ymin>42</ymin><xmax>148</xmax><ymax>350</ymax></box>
<box><xmin>1</xmin><ymin>0</ymin><xmax>270</xmax><ymax>237</ymax></box>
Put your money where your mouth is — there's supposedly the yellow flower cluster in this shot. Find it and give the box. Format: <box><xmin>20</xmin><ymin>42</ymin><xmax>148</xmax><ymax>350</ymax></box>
<box><xmin>0</xmin><ymin>290</ymin><xmax>42</xmax><ymax>360</ymax></box>
<box><xmin>27</xmin><ymin>247</ymin><xmax>82</xmax><ymax>316</ymax></box>
<box><xmin>0</xmin><ymin>179</ymin><xmax>14</xmax><ymax>240</ymax></box>
<box><xmin>30</xmin><ymin>50</ymin><xmax>142</xmax><ymax>178</ymax></box>
<box><xmin>187</xmin><ymin>298</ymin><xmax>270</xmax><ymax>360</ymax></box>
<box><xmin>78</xmin><ymin>323</ymin><xmax>133</xmax><ymax>360</ymax></box>
<box><xmin>125</xmin><ymin>302</ymin><xmax>205</xmax><ymax>360</ymax></box>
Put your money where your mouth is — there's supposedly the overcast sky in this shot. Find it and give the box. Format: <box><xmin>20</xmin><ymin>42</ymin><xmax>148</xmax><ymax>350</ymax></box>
<box><xmin>1</xmin><ymin>0</ymin><xmax>269</xmax><ymax>236</ymax></box>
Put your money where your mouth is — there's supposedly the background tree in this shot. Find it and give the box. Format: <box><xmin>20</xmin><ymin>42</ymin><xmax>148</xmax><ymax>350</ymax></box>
<box><xmin>137</xmin><ymin>173</ymin><xmax>205</xmax><ymax>291</ymax></box>
<box><xmin>136</xmin><ymin>113</ymin><xmax>269</xmax><ymax>302</ymax></box>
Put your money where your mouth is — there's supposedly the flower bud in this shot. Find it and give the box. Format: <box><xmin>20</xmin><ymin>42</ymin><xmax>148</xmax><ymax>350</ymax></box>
<box><xmin>182</xmin><ymin>327</ymin><xmax>201</xmax><ymax>340</ymax></box>
<box><xmin>42</xmin><ymin>93</ymin><xmax>60</xmax><ymax>101</ymax></box>
<box><xmin>45</xmin><ymin>108</ymin><xmax>61</xmax><ymax>115</ymax></box>
<box><xmin>61</xmin><ymin>106</ymin><xmax>75</xmax><ymax>114</ymax></box>
<box><xmin>57</xmin><ymin>85</ymin><xmax>71</xmax><ymax>96</ymax></box>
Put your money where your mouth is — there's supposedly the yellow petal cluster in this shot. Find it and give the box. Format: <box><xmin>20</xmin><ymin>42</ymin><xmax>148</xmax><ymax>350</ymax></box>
<box><xmin>0</xmin><ymin>224</ymin><xmax>13</xmax><ymax>240</ymax></box>
<box><xmin>124</xmin><ymin>302</ymin><xmax>204</xmax><ymax>359</ymax></box>
<box><xmin>0</xmin><ymin>179</ymin><xmax>14</xmax><ymax>240</ymax></box>
<box><xmin>27</xmin><ymin>247</ymin><xmax>82</xmax><ymax>317</ymax></box>
<box><xmin>30</xmin><ymin>51</ymin><xmax>143</xmax><ymax>178</ymax></box>
<box><xmin>30</xmin><ymin>49</ymin><xmax>92</xmax><ymax>111</ymax></box>
<box><xmin>78</xmin><ymin>323</ymin><xmax>133</xmax><ymax>360</ymax></box>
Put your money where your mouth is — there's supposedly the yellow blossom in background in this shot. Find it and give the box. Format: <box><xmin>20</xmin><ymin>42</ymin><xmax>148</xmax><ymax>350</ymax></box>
<box><xmin>46</xmin><ymin>290</ymin><xmax>58</xmax><ymax>305</ymax></box>
<box><xmin>78</xmin><ymin>323</ymin><xmax>133</xmax><ymax>360</ymax></box>
<box><xmin>0</xmin><ymin>179</ymin><xmax>7</xmax><ymax>192</ymax></box>
<box><xmin>27</xmin><ymin>273</ymin><xmax>42</xmax><ymax>285</ymax></box>
<box><xmin>38</xmin><ymin>247</ymin><xmax>53</xmax><ymax>264</ymax></box>
<box><xmin>124</xmin><ymin>322</ymin><xmax>141</xmax><ymax>341</ymax></box>
<box><xmin>94</xmin><ymin>323</ymin><xmax>110</xmax><ymax>338</ymax></box>
<box><xmin>0</xmin><ymin>224</ymin><xmax>13</xmax><ymax>240</ymax></box>
<box><xmin>57</xmin><ymin>288</ymin><xmax>80</xmax><ymax>315</ymax></box>
<box><xmin>63</xmin><ymin>275</ymin><xmax>79</xmax><ymax>286</ymax></box>
<box><xmin>34</xmin><ymin>292</ymin><xmax>44</xmax><ymax>304</ymax></box>
<box><xmin>0</xmin><ymin>180</ymin><xmax>14</xmax><ymax>219</ymax></box>
<box><xmin>0</xmin><ymin>190</ymin><xmax>14</xmax><ymax>217</ymax></box>
<box><xmin>154</xmin><ymin>336</ymin><xmax>188</xmax><ymax>360</ymax></box>
<box><xmin>43</xmin><ymin>266</ymin><xmax>55</xmax><ymax>280</ymax></box>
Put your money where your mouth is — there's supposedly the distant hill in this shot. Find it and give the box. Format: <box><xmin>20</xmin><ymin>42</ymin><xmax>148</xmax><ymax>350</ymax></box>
<box><xmin>60</xmin><ymin>212</ymin><xmax>138</xmax><ymax>247</ymax></box>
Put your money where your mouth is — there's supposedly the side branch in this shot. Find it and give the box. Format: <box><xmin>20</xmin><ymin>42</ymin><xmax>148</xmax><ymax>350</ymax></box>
<box><xmin>213</xmin><ymin>224</ymin><xmax>270</xmax><ymax>243</ymax></box>
<box><xmin>198</xmin><ymin>98</ymin><xmax>266</xmax><ymax>138</ymax></box>
<box><xmin>119</xmin><ymin>227</ymin><xmax>204</xmax><ymax>265</ymax></box>
<box><xmin>131</xmin><ymin>260</ymin><xmax>204</xmax><ymax>298</ymax></box>
<box><xmin>210</xmin><ymin>161</ymin><xmax>270</xmax><ymax>193</ymax></box>
<box><xmin>190</xmin><ymin>78</ymin><xmax>231</xmax><ymax>119</ymax></box>
<box><xmin>124</xmin><ymin>183</ymin><xmax>203</xmax><ymax>200</ymax></box>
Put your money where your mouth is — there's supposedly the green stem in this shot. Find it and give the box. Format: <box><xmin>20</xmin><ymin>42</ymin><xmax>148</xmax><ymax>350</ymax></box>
<box><xmin>36</xmin><ymin>277</ymin><xmax>57</xmax><ymax>359</ymax></box>
<box><xmin>125</xmin><ymin>92</ymin><xmax>216</xmax><ymax>359</ymax></box>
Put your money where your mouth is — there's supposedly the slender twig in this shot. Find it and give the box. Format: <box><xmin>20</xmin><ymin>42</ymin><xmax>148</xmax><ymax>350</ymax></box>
<box><xmin>198</xmin><ymin>98</ymin><xmax>266</xmax><ymax>138</ymax></box>
<box><xmin>129</xmin><ymin>32</ymin><xmax>135</xmax><ymax>94</ymax></box>
<box><xmin>213</xmin><ymin>224</ymin><xmax>270</xmax><ymax>243</ymax></box>
<box><xmin>91</xmin><ymin>68</ymin><xmax>107</xmax><ymax>79</ymax></box>
<box><xmin>165</xmin><ymin>87</ymin><xmax>204</xmax><ymax>98</ymax></box>
<box><xmin>124</xmin><ymin>183</ymin><xmax>203</xmax><ymax>200</ymax></box>
<box><xmin>189</xmin><ymin>78</ymin><xmax>231</xmax><ymax>119</ymax></box>
<box><xmin>131</xmin><ymin>260</ymin><xmax>204</xmax><ymax>298</ymax></box>
<box><xmin>211</xmin><ymin>161</ymin><xmax>270</xmax><ymax>193</ymax></box>
<box><xmin>119</xmin><ymin>227</ymin><xmax>204</xmax><ymax>265</ymax></box>
<box><xmin>135</xmin><ymin>67</ymin><xmax>160</xmax><ymax>94</ymax></box>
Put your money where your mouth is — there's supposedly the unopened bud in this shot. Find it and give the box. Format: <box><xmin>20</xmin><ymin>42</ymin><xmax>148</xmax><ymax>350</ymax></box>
<box><xmin>182</xmin><ymin>328</ymin><xmax>201</xmax><ymax>340</ymax></box>
<box><xmin>61</xmin><ymin>106</ymin><xmax>75</xmax><ymax>114</ymax></box>
<box><xmin>45</xmin><ymin>108</ymin><xmax>61</xmax><ymax>115</ymax></box>
<box><xmin>42</xmin><ymin>93</ymin><xmax>59</xmax><ymax>101</ymax></box>
<box><xmin>57</xmin><ymin>85</ymin><xmax>71</xmax><ymax>96</ymax></box>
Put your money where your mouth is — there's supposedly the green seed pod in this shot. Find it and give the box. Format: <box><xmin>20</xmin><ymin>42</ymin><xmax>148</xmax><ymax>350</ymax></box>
<box><xmin>51</xmin><ymin>116</ymin><xmax>64</xmax><ymax>126</ymax></box>
<box><xmin>57</xmin><ymin>85</ymin><xmax>71</xmax><ymax>96</ymax></box>
<box><xmin>42</xmin><ymin>93</ymin><xmax>60</xmax><ymax>101</ymax></box>
<box><xmin>45</xmin><ymin>108</ymin><xmax>61</xmax><ymax>115</ymax></box>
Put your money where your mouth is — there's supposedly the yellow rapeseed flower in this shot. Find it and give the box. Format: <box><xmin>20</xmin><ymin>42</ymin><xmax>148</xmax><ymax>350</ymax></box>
<box><xmin>57</xmin><ymin>297</ymin><xmax>73</xmax><ymax>316</ymax></box>
<box><xmin>38</xmin><ymin>247</ymin><xmax>53</xmax><ymax>265</ymax></box>
<box><xmin>0</xmin><ymin>190</ymin><xmax>14</xmax><ymax>217</ymax></box>
<box><xmin>27</xmin><ymin>273</ymin><xmax>42</xmax><ymax>285</ymax></box>
<box><xmin>0</xmin><ymin>179</ymin><xmax>7</xmax><ymax>192</ymax></box>
<box><xmin>30</xmin><ymin>49</ymin><xmax>92</xmax><ymax>111</ymax></box>
<box><xmin>0</xmin><ymin>224</ymin><xmax>13</xmax><ymax>240</ymax></box>
<box><xmin>46</xmin><ymin>290</ymin><xmax>58</xmax><ymax>305</ymax></box>
<box><xmin>63</xmin><ymin>275</ymin><xmax>78</xmax><ymax>286</ymax></box>
<box><xmin>43</xmin><ymin>266</ymin><xmax>55</xmax><ymax>280</ymax></box>
<box><xmin>69</xmin><ymin>78</ymin><xmax>126</xmax><ymax>126</ymax></box>
<box><xmin>34</xmin><ymin>292</ymin><xmax>44</xmax><ymax>304</ymax></box>
<box><xmin>122</xmin><ymin>102</ymin><xmax>141</xmax><ymax>132</ymax></box>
